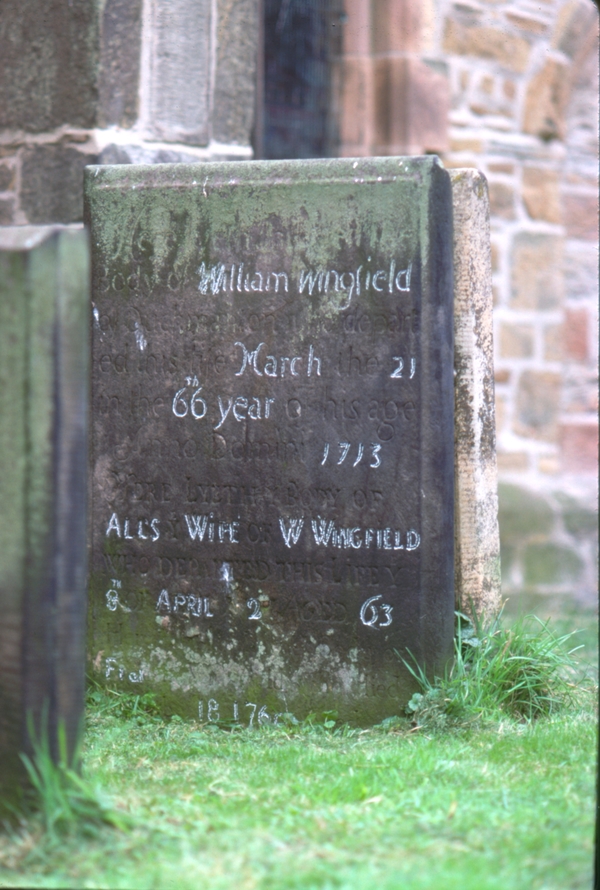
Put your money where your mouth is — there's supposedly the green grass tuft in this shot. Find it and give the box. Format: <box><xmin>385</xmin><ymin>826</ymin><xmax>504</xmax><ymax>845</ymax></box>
<box><xmin>86</xmin><ymin>680</ymin><xmax>162</xmax><ymax>724</ymax></box>
<box><xmin>402</xmin><ymin>608</ymin><xmax>585</xmax><ymax>731</ymax></box>
<box><xmin>19</xmin><ymin>714</ymin><xmax>130</xmax><ymax>840</ymax></box>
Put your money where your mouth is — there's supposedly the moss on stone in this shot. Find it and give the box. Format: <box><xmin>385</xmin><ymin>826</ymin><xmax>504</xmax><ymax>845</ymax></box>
<box><xmin>498</xmin><ymin>483</ymin><xmax>554</xmax><ymax>542</ymax></box>
<box><xmin>554</xmin><ymin>492</ymin><xmax>598</xmax><ymax>539</ymax></box>
<box><xmin>523</xmin><ymin>542</ymin><xmax>583</xmax><ymax>587</ymax></box>
<box><xmin>499</xmin><ymin>540</ymin><xmax>517</xmax><ymax>575</ymax></box>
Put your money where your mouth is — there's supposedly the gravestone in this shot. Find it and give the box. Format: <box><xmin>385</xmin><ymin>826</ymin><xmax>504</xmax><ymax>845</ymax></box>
<box><xmin>85</xmin><ymin>157</ymin><xmax>454</xmax><ymax>726</ymax></box>
<box><xmin>0</xmin><ymin>226</ymin><xmax>89</xmax><ymax>810</ymax></box>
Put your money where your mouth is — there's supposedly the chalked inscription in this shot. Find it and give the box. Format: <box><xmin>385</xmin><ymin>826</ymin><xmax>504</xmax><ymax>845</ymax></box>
<box><xmin>85</xmin><ymin>157</ymin><xmax>454</xmax><ymax>725</ymax></box>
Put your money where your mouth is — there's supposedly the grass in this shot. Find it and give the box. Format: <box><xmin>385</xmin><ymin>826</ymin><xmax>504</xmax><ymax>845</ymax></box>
<box><xmin>0</xmin><ymin>607</ymin><xmax>596</xmax><ymax>890</ymax></box>
<box><xmin>403</xmin><ymin>608</ymin><xmax>586</xmax><ymax>730</ymax></box>
<box><xmin>18</xmin><ymin>716</ymin><xmax>128</xmax><ymax>841</ymax></box>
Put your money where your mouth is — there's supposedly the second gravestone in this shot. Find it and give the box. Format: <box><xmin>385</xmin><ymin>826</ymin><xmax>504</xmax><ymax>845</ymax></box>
<box><xmin>85</xmin><ymin>157</ymin><xmax>454</xmax><ymax>725</ymax></box>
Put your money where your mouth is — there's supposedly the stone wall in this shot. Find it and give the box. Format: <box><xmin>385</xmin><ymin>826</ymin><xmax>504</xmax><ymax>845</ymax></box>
<box><xmin>439</xmin><ymin>0</ymin><xmax>599</xmax><ymax>608</ymax></box>
<box><xmin>0</xmin><ymin>0</ymin><xmax>259</xmax><ymax>225</ymax></box>
<box><xmin>335</xmin><ymin>0</ymin><xmax>599</xmax><ymax>608</ymax></box>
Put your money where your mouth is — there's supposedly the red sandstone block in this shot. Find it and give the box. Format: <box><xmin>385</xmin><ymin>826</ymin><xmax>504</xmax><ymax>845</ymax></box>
<box><xmin>563</xmin><ymin>192</ymin><xmax>599</xmax><ymax>241</ymax></box>
<box><xmin>497</xmin><ymin>452</ymin><xmax>530</xmax><ymax>472</ymax></box>
<box><xmin>341</xmin><ymin>0</ymin><xmax>371</xmax><ymax>55</ymax></box>
<box><xmin>522</xmin><ymin>167</ymin><xmax>560</xmax><ymax>223</ymax></box>
<box><xmin>371</xmin><ymin>0</ymin><xmax>421</xmax><ymax>53</ymax></box>
<box><xmin>490</xmin><ymin>241</ymin><xmax>499</xmax><ymax>272</ymax></box>
<box><xmin>515</xmin><ymin>370</ymin><xmax>561</xmax><ymax>442</ymax></box>
<box><xmin>510</xmin><ymin>232</ymin><xmax>564</xmax><ymax>311</ymax></box>
<box><xmin>560</xmin><ymin>422</ymin><xmax>599</xmax><ymax>473</ymax></box>
<box><xmin>563</xmin><ymin>306</ymin><xmax>590</xmax><ymax>362</ymax></box>
<box><xmin>523</xmin><ymin>59</ymin><xmax>569</xmax><ymax>141</ymax></box>
<box><xmin>553</xmin><ymin>0</ymin><xmax>599</xmax><ymax>61</ymax></box>
<box><xmin>337</xmin><ymin>57</ymin><xmax>370</xmax><ymax>149</ymax></box>
<box><xmin>443</xmin><ymin>20</ymin><xmax>531</xmax><ymax>73</ymax></box>
<box><xmin>488</xmin><ymin>161</ymin><xmax>514</xmax><ymax>174</ymax></box>
<box><xmin>373</xmin><ymin>57</ymin><xmax>448</xmax><ymax>154</ymax></box>
<box><xmin>544</xmin><ymin>324</ymin><xmax>563</xmax><ymax>361</ymax></box>
<box><xmin>488</xmin><ymin>181</ymin><xmax>515</xmax><ymax>220</ymax></box>
<box><xmin>499</xmin><ymin>322</ymin><xmax>534</xmax><ymax>358</ymax></box>
<box><xmin>506</xmin><ymin>11</ymin><xmax>548</xmax><ymax>34</ymax></box>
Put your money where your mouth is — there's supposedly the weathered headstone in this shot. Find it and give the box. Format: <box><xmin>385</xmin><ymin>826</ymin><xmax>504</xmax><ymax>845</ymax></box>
<box><xmin>85</xmin><ymin>157</ymin><xmax>454</xmax><ymax>725</ymax></box>
<box><xmin>0</xmin><ymin>226</ymin><xmax>89</xmax><ymax>809</ymax></box>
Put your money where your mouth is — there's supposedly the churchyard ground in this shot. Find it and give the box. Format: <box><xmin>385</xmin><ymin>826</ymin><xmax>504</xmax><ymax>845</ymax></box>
<box><xmin>0</xmin><ymin>605</ymin><xmax>596</xmax><ymax>890</ymax></box>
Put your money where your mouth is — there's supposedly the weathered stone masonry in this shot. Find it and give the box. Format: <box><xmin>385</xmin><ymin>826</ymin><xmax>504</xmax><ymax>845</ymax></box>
<box><xmin>333</xmin><ymin>0</ymin><xmax>598</xmax><ymax>607</ymax></box>
<box><xmin>0</xmin><ymin>0</ymin><xmax>258</xmax><ymax>224</ymax></box>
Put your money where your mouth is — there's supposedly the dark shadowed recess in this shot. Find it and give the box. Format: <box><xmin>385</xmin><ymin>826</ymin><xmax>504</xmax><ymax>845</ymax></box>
<box><xmin>261</xmin><ymin>0</ymin><xmax>344</xmax><ymax>159</ymax></box>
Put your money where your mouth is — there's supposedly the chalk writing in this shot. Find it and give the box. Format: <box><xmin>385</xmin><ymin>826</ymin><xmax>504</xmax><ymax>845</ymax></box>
<box><xmin>247</xmin><ymin>598</ymin><xmax>262</xmax><ymax>620</ymax></box>
<box><xmin>276</xmin><ymin>516</ymin><xmax>421</xmax><ymax>551</ymax></box>
<box><xmin>105</xmin><ymin>656</ymin><xmax>144</xmax><ymax>683</ymax></box>
<box><xmin>198</xmin><ymin>264</ymin><xmax>289</xmax><ymax>295</ymax></box>
<box><xmin>156</xmin><ymin>589</ymin><xmax>214</xmax><ymax>617</ymax></box>
<box><xmin>336</xmin><ymin>349</ymin><xmax>416</xmax><ymax>378</ymax></box>
<box><xmin>298</xmin><ymin>260</ymin><xmax>412</xmax><ymax>299</ymax></box>
<box><xmin>197</xmin><ymin>258</ymin><xmax>412</xmax><ymax>304</ymax></box>
<box><xmin>172</xmin><ymin>377</ymin><xmax>207</xmax><ymax>419</ymax></box>
<box><xmin>106</xmin><ymin>512</ymin><xmax>160</xmax><ymax>541</ymax></box>
<box><xmin>359</xmin><ymin>595</ymin><xmax>393</xmax><ymax>629</ymax></box>
<box><xmin>198</xmin><ymin>699</ymin><xmax>280</xmax><ymax>727</ymax></box>
<box><xmin>105</xmin><ymin>587</ymin><xmax>131</xmax><ymax>612</ymax></box>
<box><xmin>390</xmin><ymin>357</ymin><xmax>417</xmax><ymax>379</ymax></box>
<box><xmin>278</xmin><ymin>517</ymin><xmax>305</xmax><ymax>548</ymax></box>
<box><xmin>100</xmin><ymin>553</ymin><xmax>411</xmax><ymax>589</ymax></box>
<box><xmin>171</xmin><ymin>380</ymin><xmax>276</xmax><ymax>429</ymax></box>
<box><xmin>105</xmin><ymin>509</ymin><xmax>420</xmax><ymax>553</ymax></box>
<box><xmin>106</xmin><ymin>589</ymin><xmax>119</xmax><ymax>610</ymax></box>
<box><xmin>214</xmin><ymin>395</ymin><xmax>275</xmax><ymax>429</ymax></box>
<box><xmin>184</xmin><ymin>514</ymin><xmax>240</xmax><ymax>544</ymax></box>
<box><xmin>234</xmin><ymin>341</ymin><xmax>321</xmax><ymax>378</ymax></box>
<box><xmin>321</xmin><ymin>442</ymin><xmax>382</xmax><ymax>468</ymax></box>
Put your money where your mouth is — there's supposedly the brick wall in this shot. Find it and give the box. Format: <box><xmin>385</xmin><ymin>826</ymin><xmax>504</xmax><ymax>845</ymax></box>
<box><xmin>439</xmin><ymin>0</ymin><xmax>598</xmax><ymax>608</ymax></box>
<box><xmin>336</xmin><ymin>0</ymin><xmax>599</xmax><ymax>608</ymax></box>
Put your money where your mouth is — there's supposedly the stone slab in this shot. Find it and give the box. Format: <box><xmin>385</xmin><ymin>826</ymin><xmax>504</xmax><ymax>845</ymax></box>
<box><xmin>450</xmin><ymin>170</ymin><xmax>501</xmax><ymax>618</ymax></box>
<box><xmin>98</xmin><ymin>0</ymin><xmax>143</xmax><ymax>128</ymax></box>
<box><xmin>0</xmin><ymin>226</ymin><xmax>89</xmax><ymax>809</ymax></box>
<box><xmin>212</xmin><ymin>0</ymin><xmax>259</xmax><ymax>146</ymax></box>
<box><xmin>84</xmin><ymin>157</ymin><xmax>455</xmax><ymax>726</ymax></box>
<box><xmin>145</xmin><ymin>0</ymin><xmax>212</xmax><ymax>145</ymax></box>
